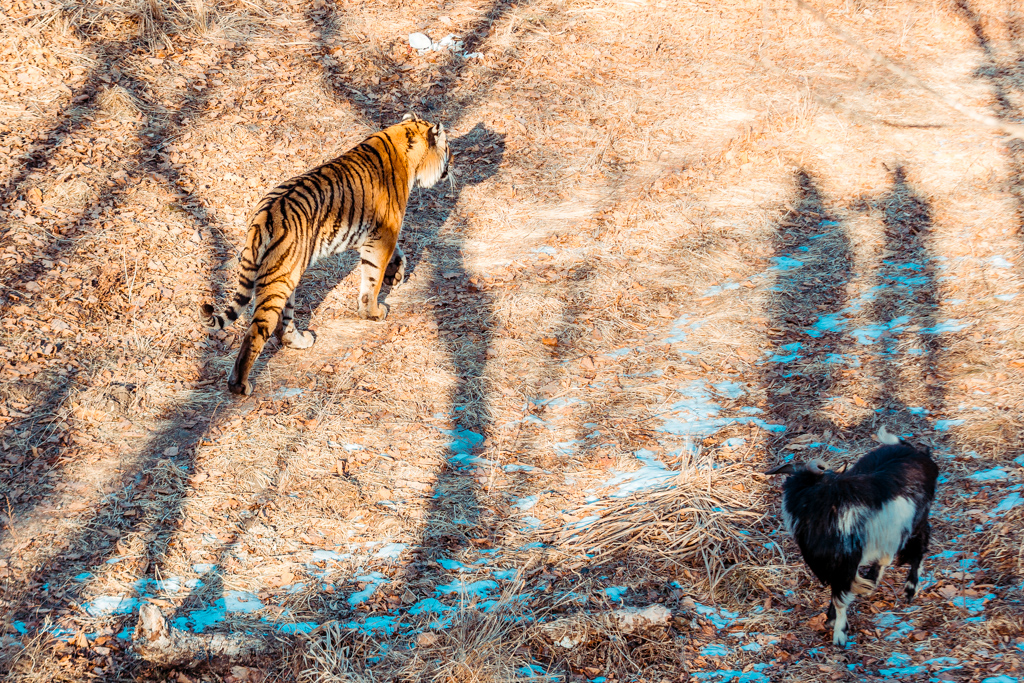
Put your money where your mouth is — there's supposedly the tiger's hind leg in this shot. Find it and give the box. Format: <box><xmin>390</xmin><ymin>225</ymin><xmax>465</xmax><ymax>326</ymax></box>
<box><xmin>278</xmin><ymin>290</ymin><xmax>315</xmax><ymax>350</ymax></box>
<box><xmin>229</xmin><ymin>279</ymin><xmax>295</xmax><ymax>396</ymax></box>
<box><xmin>357</xmin><ymin>233</ymin><xmax>397</xmax><ymax>321</ymax></box>
<box><xmin>383</xmin><ymin>245</ymin><xmax>406</xmax><ymax>288</ymax></box>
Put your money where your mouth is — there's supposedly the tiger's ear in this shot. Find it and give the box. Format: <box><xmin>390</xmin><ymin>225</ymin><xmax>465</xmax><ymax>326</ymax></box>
<box><xmin>402</xmin><ymin>112</ymin><xmax>422</xmax><ymax>123</ymax></box>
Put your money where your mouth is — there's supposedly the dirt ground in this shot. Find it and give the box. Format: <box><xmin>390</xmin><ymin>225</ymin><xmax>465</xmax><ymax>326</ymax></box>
<box><xmin>1</xmin><ymin>0</ymin><xmax>1023</xmax><ymax>680</ymax></box>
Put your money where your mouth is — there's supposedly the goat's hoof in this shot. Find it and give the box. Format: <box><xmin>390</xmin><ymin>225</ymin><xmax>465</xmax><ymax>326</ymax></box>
<box><xmin>832</xmin><ymin>630</ymin><xmax>848</xmax><ymax>647</ymax></box>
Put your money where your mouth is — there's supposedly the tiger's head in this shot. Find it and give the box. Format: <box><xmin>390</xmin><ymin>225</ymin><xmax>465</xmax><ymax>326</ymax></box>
<box><xmin>400</xmin><ymin>113</ymin><xmax>452</xmax><ymax>189</ymax></box>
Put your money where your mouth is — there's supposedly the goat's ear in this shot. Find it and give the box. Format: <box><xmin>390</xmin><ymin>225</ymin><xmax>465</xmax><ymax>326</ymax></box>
<box><xmin>836</xmin><ymin>461</ymin><xmax>849</xmax><ymax>474</ymax></box>
<box><xmin>766</xmin><ymin>463</ymin><xmax>798</xmax><ymax>475</ymax></box>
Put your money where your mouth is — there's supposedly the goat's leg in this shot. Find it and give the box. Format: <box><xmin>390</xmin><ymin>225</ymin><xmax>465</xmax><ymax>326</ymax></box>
<box><xmin>830</xmin><ymin>587</ymin><xmax>855</xmax><ymax>647</ymax></box>
<box><xmin>897</xmin><ymin>523</ymin><xmax>930</xmax><ymax>602</ymax></box>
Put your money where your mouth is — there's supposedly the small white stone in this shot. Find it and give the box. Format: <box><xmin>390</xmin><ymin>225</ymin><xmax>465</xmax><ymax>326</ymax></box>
<box><xmin>408</xmin><ymin>32</ymin><xmax>431</xmax><ymax>50</ymax></box>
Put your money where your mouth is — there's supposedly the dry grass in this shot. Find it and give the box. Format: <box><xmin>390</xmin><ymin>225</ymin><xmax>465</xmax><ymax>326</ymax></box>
<box><xmin>2</xmin><ymin>0</ymin><xmax>1024</xmax><ymax>680</ymax></box>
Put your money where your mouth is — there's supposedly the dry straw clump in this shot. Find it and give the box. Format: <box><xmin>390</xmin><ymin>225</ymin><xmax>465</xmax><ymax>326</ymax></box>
<box><xmin>300</xmin><ymin>584</ymin><xmax>540</xmax><ymax>683</ymax></box>
<box><xmin>560</xmin><ymin>463</ymin><xmax>781</xmax><ymax>594</ymax></box>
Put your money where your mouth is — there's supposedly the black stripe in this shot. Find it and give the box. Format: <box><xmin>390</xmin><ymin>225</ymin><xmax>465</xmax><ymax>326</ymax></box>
<box><xmin>226</xmin><ymin>309</ymin><xmax>238</xmax><ymax>321</ymax></box>
<box><xmin>361</xmin><ymin>258</ymin><xmax>378</xmax><ymax>269</ymax></box>
<box><xmin>234</xmin><ymin>294</ymin><xmax>251</xmax><ymax>305</ymax></box>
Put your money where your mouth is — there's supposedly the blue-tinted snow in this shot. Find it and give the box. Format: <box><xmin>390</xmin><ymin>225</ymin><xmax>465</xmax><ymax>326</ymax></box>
<box><xmin>348</xmin><ymin>573</ymin><xmax>387</xmax><ymax>606</ymax></box>
<box><xmin>437</xmin><ymin>558</ymin><xmax>465</xmax><ymax>571</ymax></box>
<box><xmin>995</xmin><ymin>293</ymin><xmax>1018</xmax><ymax>302</ymax></box>
<box><xmin>993</xmin><ymin>492</ymin><xmax>1023</xmax><ymax>514</ymax></box>
<box><xmin>341</xmin><ymin>615</ymin><xmax>398</xmax><ymax>635</ymax></box>
<box><xmin>807</xmin><ymin>313</ymin><xmax>846</xmax><ymax>337</ymax></box>
<box><xmin>968</xmin><ymin>467</ymin><xmax>1008</xmax><ymax>482</ymax></box>
<box><xmin>435</xmin><ymin>579</ymin><xmax>498</xmax><ymax>600</ymax></box>
<box><xmin>603</xmin><ymin>586</ymin><xmax>627</xmax><ymax>602</ymax></box>
<box><xmin>693</xmin><ymin>602</ymin><xmax>739</xmax><ymax>629</ymax></box>
<box><xmin>658</xmin><ymin>381</ymin><xmax>784</xmax><ymax>438</ymax></box>
<box><xmin>713</xmin><ymin>381</ymin><xmax>746</xmax><ymax>399</ymax></box>
<box><xmin>952</xmin><ymin>594</ymin><xmax>995</xmax><ymax>614</ymax></box>
<box><xmin>935</xmin><ymin>419</ymin><xmax>965</xmax><ymax>432</ymax></box>
<box><xmin>374</xmin><ymin>542</ymin><xmax>406</xmax><ymax>560</ymax></box>
<box><xmin>767</xmin><ymin>342</ymin><xmax>802</xmax><ymax>363</ymax></box>
<box><xmin>919</xmin><ymin>320</ymin><xmax>972</xmax><ymax>334</ymax></box>
<box><xmin>700</xmin><ymin>644</ymin><xmax>731</xmax><ymax>657</ymax></box>
<box><xmin>690</xmin><ymin>665</ymin><xmax>769</xmax><ymax>682</ymax></box>
<box><xmin>988</xmin><ymin>256</ymin><xmax>1013</xmax><ymax>268</ymax></box>
<box><xmin>600</xmin><ymin>449</ymin><xmax>676</xmax><ymax>497</ymax></box>
<box><xmin>770</xmin><ymin>256</ymin><xmax>804</xmax><ymax>271</ymax></box>
<box><xmin>723</xmin><ymin>437</ymin><xmax>747</xmax><ymax>449</ymax></box>
<box><xmin>84</xmin><ymin>596</ymin><xmax>138</xmax><ymax>617</ymax></box>
<box><xmin>515</xmin><ymin>495</ymin><xmax>540</xmax><ymax>511</ymax></box>
<box><xmin>439</xmin><ymin>428</ymin><xmax>485</xmax><ymax>467</ymax></box>
<box><xmin>702</xmin><ymin>282</ymin><xmax>742</xmax><ymax>297</ymax></box>
<box><xmin>851</xmin><ymin>316</ymin><xmax>910</xmax><ymax>345</ymax></box>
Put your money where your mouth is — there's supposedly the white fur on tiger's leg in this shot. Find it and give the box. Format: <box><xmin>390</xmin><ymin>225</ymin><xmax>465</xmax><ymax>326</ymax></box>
<box><xmin>383</xmin><ymin>245</ymin><xmax>406</xmax><ymax>288</ymax></box>
<box><xmin>357</xmin><ymin>239</ymin><xmax>393</xmax><ymax>321</ymax></box>
<box><xmin>278</xmin><ymin>292</ymin><xmax>315</xmax><ymax>349</ymax></box>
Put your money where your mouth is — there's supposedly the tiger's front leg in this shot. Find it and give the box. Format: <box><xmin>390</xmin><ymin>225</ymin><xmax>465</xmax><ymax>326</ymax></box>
<box><xmin>357</xmin><ymin>236</ymin><xmax>396</xmax><ymax>321</ymax></box>
<box><xmin>383</xmin><ymin>245</ymin><xmax>406</xmax><ymax>288</ymax></box>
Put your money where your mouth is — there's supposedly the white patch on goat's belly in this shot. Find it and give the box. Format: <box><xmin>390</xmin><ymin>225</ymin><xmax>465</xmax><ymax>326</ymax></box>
<box><xmin>838</xmin><ymin>505</ymin><xmax>867</xmax><ymax>535</ymax></box>
<box><xmin>861</xmin><ymin>496</ymin><xmax>916</xmax><ymax>565</ymax></box>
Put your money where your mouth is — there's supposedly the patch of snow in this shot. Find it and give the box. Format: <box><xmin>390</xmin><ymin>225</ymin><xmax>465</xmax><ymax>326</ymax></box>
<box><xmin>807</xmin><ymin>313</ymin><xmax>846</xmax><ymax>337</ymax></box>
<box><xmin>713</xmin><ymin>381</ymin><xmax>746</xmax><ymax>399</ymax></box>
<box><xmin>769</xmin><ymin>256</ymin><xmax>803</xmax><ymax>271</ymax></box>
<box><xmin>968</xmin><ymin>467</ymin><xmax>1008</xmax><ymax>482</ymax></box>
<box><xmin>84</xmin><ymin>596</ymin><xmax>138</xmax><ymax>617</ymax></box>
<box><xmin>919</xmin><ymin>320</ymin><xmax>972</xmax><ymax>334</ymax></box>
<box><xmin>934</xmin><ymin>419</ymin><xmax>965</xmax><ymax>432</ymax></box>
<box><xmin>702</xmin><ymin>282</ymin><xmax>741</xmax><ymax>297</ymax></box>
<box><xmin>374</xmin><ymin>542</ymin><xmax>406</xmax><ymax>560</ymax></box>
<box><xmin>700</xmin><ymin>644</ymin><xmax>731</xmax><ymax>657</ymax></box>
<box><xmin>273</xmin><ymin>387</ymin><xmax>304</xmax><ymax>400</ymax></box>
<box><xmin>601</xmin><ymin>449</ymin><xmax>676</xmax><ymax>497</ymax></box>
<box><xmin>515</xmin><ymin>495</ymin><xmax>540</xmax><ymax>511</ymax></box>
<box><xmin>604</xmin><ymin>586</ymin><xmax>627</xmax><ymax>602</ymax></box>
<box><xmin>435</xmin><ymin>579</ymin><xmax>499</xmax><ymax>600</ymax></box>
<box><xmin>693</xmin><ymin>601</ymin><xmax>739</xmax><ymax>630</ymax></box>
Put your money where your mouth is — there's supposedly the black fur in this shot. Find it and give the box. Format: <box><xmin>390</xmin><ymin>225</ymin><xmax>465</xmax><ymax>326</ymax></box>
<box><xmin>767</xmin><ymin>435</ymin><xmax>938</xmax><ymax>646</ymax></box>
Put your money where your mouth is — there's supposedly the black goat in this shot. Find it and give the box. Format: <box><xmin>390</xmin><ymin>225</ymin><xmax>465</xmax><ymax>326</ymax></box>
<box><xmin>766</xmin><ymin>428</ymin><xmax>938</xmax><ymax>646</ymax></box>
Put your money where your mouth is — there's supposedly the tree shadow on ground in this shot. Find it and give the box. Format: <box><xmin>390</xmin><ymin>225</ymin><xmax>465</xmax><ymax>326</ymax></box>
<box><xmin>0</xmin><ymin>26</ymin><xmax>249</xmax><ymax>677</ymax></box>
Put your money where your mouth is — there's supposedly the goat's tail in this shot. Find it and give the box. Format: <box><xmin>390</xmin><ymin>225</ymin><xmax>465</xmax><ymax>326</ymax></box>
<box><xmin>877</xmin><ymin>426</ymin><xmax>901</xmax><ymax>445</ymax></box>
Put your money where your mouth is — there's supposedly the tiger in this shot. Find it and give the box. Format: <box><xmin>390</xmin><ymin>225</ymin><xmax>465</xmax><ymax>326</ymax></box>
<box><xmin>201</xmin><ymin>113</ymin><xmax>452</xmax><ymax>396</ymax></box>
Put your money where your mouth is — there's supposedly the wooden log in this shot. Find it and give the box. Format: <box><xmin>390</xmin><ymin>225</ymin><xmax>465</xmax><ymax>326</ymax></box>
<box><xmin>534</xmin><ymin>604</ymin><xmax>672</xmax><ymax>649</ymax></box>
<box><xmin>132</xmin><ymin>604</ymin><xmax>285</xmax><ymax>668</ymax></box>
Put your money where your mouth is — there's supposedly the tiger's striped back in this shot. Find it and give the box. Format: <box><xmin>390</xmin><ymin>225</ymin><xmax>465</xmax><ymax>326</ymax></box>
<box><xmin>201</xmin><ymin>114</ymin><xmax>451</xmax><ymax>395</ymax></box>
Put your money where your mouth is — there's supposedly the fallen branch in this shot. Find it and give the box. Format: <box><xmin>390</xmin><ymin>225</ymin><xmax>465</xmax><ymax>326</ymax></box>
<box><xmin>794</xmin><ymin>0</ymin><xmax>1024</xmax><ymax>141</ymax></box>
<box><xmin>534</xmin><ymin>604</ymin><xmax>672</xmax><ymax>649</ymax></box>
<box><xmin>133</xmin><ymin>604</ymin><xmax>287</xmax><ymax>668</ymax></box>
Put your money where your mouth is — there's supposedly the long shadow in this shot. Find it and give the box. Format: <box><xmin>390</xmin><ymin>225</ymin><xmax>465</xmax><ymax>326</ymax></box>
<box><xmin>858</xmin><ymin>164</ymin><xmax>944</xmax><ymax>433</ymax></box>
<box><xmin>0</xmin><ymin>32</ymin><xmax>250</xmax><ymax>673</ymax></box>
<box><xmin>763</xmin><ymin>169</ymin><xmax>854</xmax><ymax>460</ymax></box>
<box><xmin>295</xmin><ymin>1</ymin><xmax>524</xmax><ymax>571</ymax></box>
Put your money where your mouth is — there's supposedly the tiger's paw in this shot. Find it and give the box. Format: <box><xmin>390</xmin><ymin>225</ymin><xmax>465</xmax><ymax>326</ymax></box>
<box><xmin>200</xmin><ymin>303</ymin><xmax>221</xmax><ymax>330</ymax></box>
<box><xmin>358</xmin><ymin>305</ymin><xmax>389</xmax><ymax>322</ymax></box>
<box><xmin>282</xmin><ymin>329</ymin><xmax>316</xmax><ymax>350</ymax></box>
<box><xmin>384</xmin><ymin>260</ymin><xmax>406</xmax><ymax>288</ymax></box>
<box><xmin>228</xmin><ymin>378</ymin><xmax>253</xmax><ymax>396</ymax></box>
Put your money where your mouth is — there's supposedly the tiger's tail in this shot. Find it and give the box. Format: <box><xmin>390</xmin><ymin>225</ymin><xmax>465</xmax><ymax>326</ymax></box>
<box><xmin>200</xmin><ymin>218</ymin><xmax>265</xmax><ymax>331</ymax></box>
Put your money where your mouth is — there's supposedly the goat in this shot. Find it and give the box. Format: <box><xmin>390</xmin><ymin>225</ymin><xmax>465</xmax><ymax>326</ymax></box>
<box><xmin>766</xmin><ymin>427</ymin><xmax>938</xmax><ymax>646</ymax></box>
